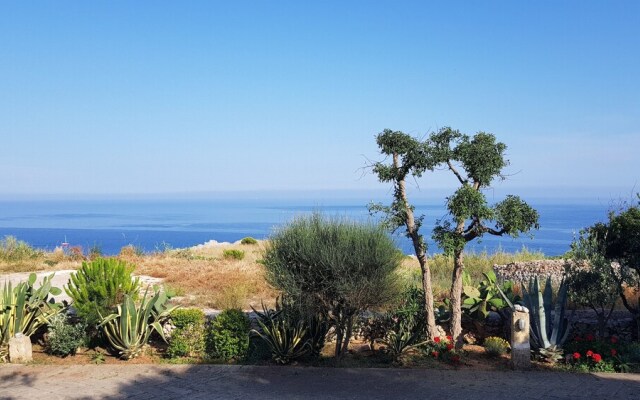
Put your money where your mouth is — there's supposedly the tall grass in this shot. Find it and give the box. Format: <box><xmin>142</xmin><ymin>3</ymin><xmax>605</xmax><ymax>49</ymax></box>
<box><xmin>398</xmin><ymin>246</ymin><xmax>546</xmax><ymax>299</ymax></box>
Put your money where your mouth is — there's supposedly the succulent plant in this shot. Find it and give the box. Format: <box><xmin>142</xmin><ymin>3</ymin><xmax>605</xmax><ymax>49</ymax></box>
<box><xmin>1</xmin><ymin>273</ymin><xmax>63</xmax><ymax>359</ymax></box>
<box><xmin>522</xmin><ymin>276</ymin><xmax>571</xmax><ymax>362</ymax></box>
<box><xmin>99</xmin><ymin>288</ymin><xmax>177</xmax><ymax>360</ymax></box>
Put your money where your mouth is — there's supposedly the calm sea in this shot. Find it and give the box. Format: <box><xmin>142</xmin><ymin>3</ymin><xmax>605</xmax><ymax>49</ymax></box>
<box><xmin>0</xmin><ymin>198</ymin><xmax>612</xmax><ymax>257</ymax></box>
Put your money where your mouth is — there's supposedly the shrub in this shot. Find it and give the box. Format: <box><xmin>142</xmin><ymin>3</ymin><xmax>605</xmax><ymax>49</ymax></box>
<box><xmin>0</xmin><ymin>235</ymin><xmax>41</xmax><ymax>262</ymax></box>
<box><xmin>46</xmin><ymin>314</ymin><xmax>87</xmax><ymax>357</ymax></box>
<box><xmin>167</xmin><ymin>308</ymin><xmax>206</xmax><ymax>358</ymax></box>
<box><xmin>171</xmin><ymin>308</ymin><xmax>205</xmax><ymax>329</ymax></box>
<box><xmin>262</xmin><ymin>214</ymin><xmax>402</xmax><ymax>358</ymax></box>
<box><xmin>223</xmin><ymin>249</ymin><xmax>245</xmax><ymax>260</ymax></box>
<box><xmin>65</xmin><ymin>258</ymin><xmax>141</xmax><ymax>327</ymax></box>
<box><xmin>207</xmin><ymin>309</ymin><xmax>250</xmax><ymax>361</ymax></box>
<box><xmin>240</xmin><ymin>237</ymin><xmax>258</xmax><ymax>245</ymax></box>
<box><xmin>483</xmin><ymin>336</ymin><xmax>510</xmax><ymax>357</ymax></box>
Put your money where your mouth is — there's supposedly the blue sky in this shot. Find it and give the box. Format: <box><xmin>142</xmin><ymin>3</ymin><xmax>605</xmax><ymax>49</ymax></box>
<box><xmin>1</xmin><ymin>1</ymin><xmax>638</xmax><ymax>200</ymax></box>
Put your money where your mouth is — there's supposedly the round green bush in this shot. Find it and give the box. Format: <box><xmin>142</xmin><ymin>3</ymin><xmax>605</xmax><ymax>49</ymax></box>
<box><xmin>166</xmin><ymin>308</ymin><xmax>207</xmax><ymax>358</ymax></box>
<box><xmin>223</xmin><ymin>249</ymin><xmax>245</xmax><ymax>260</ymax></box>
<box><xmin>240</xmin><ymin>237</ymin><xmax>258</xmax><ymax>245</ymax></box>
<box><xmin>483</xmin><ymin>336</ymin><xmax>510</xmax><ymax>357</ymax></box>
<box><xmin>207</xmin><ymin>309</ymin><xmax>250</xmax><ymax>361</ymax></box>
<box><xmin>170</xmin><ymin>308</ymin><xmax>205</xmax><ymax>329</ymax></box>
<box><xmin>46</xmin><ymin>314</ymin><xmax>88</xmax><ymax>357</ymax></box>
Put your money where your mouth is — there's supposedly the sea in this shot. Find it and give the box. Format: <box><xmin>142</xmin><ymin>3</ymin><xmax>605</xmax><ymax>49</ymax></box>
<box><xmin>0</xmin><ymin>197</ymin><xmax>615</xmax><ymax>257</ymax></box>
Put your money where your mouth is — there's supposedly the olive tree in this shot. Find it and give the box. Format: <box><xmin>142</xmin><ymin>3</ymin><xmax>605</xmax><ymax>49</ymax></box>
<box><xmin>369</xmin><ymin>129</ymin><xmax>439</xmax><ymax>341</ymax></box>
<box><xmin>262</xmin><ymin>214</ymin><xmax>402</xmax><ymax>358</ymax></box>
<box><xmin>588</xmin><ymin>196</ymin><xmax>640</xmax><ymax>336</ymax></box>
<box><xmin>430</xmin><ymin>128</ymin><xmax>539</xmax><ymax>347</ymax></box>
<box><xmin>566</xmin><ymin>231</ymin><xmax>618</xmax><ymax>339</ymax></box>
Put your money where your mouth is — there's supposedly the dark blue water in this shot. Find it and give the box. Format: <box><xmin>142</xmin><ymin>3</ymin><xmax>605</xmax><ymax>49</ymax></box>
<box><xmin>0</xmin><ymin>199</ymin><xmax>611</xmax><ymax>256</ymax></box>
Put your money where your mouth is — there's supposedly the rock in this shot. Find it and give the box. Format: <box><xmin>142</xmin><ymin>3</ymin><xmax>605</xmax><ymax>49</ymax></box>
<box><xmin>9</xmin><ymin>334</ymin><xmax>32</xmax><ymax>363</ymax></box>
<box><xmin>463</xmin><ymin>332</ymin><xmax>477</xmax><ymax>344</ymax></box>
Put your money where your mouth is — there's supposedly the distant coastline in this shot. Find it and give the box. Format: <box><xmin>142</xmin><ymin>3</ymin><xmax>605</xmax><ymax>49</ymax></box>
<box><xmin>0</xmin><ymin>198</ymin><xmax>614</xmax><ymax>257</ymax></box>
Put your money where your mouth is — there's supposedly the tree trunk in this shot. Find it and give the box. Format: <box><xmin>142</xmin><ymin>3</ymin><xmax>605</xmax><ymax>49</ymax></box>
<box><xmin>340</xmin><ymin>314</ymin><xmax>354</xmax><ymax>356</ymax></box>
<box><xmin>450</xmin><ymin>248</ymin><xmax>465</xmax><ymax>349</ymax></box>
<box><xmin>394</xmin><ymin>153</ymin><xmax>437</xmax><ymax>341</ymax></box>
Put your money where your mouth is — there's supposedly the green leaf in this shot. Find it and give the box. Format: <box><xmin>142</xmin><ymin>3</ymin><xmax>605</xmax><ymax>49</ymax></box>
<box><xmin>463</xmin><ymin>286</ymin><xmax>480</xmax><ymax>299</ymax></box>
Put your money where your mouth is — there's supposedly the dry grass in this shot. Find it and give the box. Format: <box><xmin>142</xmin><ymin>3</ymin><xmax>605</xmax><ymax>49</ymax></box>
<box><xmin>397</xmin><ymin>247</ymin><xmax>547</xmax><ymax>300</ymax></box>
<box><xmin>130</xmin><ymin>242</ymin><xmax>277</xmax><ymax>310</ymax></box>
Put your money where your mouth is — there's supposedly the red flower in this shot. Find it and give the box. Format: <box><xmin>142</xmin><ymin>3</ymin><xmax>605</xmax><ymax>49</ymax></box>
<box><xmin>446</xmin><ymin>343</ymin><xmax>454</xmax><ymax>351</ymax></box>
<box><xmin>446</xmin><ymin>335</ymin><xmax>452</xmax><ymax>342</ymax></box>
<box><xmin>592</xmin><ymin>353</ymin><xmax>602</xmax><ymax>363</ymax></box>
<box><xmin>585</xmin><ymin>334</ymin><xmax>595</xmax><ymax>342</ymax></box>
<box><xmin>574</xmin><ymin>335</ymin><xmax>582</xmax><ymax>342</ymax></box>
<box><xmin>586</xmin><ymin>350</ymin><xmax>594</xmax><ymax>357</ymax></box>
<box><xmin>434</xmin><ymin>337</ymin><xmax>441</xmax><ymax>343</ymax></box>
<box><xmin>610</xmin><ymin>336</ymin><xmax>618</xmax><ymax>344</ymax></box>
<box><xmin>610</xmin><ymin>349</ymin><xmax>617</xmax><ymax>356</ymax></box>
<box><xmin>451</xmin><ymin>354</ymin><xmax>461</xmax><ymax>363</ymax></box>
<box><xmin>431</xmin><ymin>351</ymin><xmax>439</xmax><ymax>358</ymax></box>
<box><xmin>572</xmin><ymin>352</ymin><xmax>581</xmax><ymax>360</ymax></box>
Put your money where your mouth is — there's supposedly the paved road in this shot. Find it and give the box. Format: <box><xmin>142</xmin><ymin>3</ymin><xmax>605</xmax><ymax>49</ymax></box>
<box><xmin>1</xmin><ymin>364</ymin><xmax>638</xmax><ymax>400</ymax></box>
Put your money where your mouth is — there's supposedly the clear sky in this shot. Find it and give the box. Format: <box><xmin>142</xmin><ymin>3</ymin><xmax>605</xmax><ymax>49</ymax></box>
<box><xmin>1</xmin><ymin>1</ymin><xmax>638</xmax><ymax>200</ymax></box>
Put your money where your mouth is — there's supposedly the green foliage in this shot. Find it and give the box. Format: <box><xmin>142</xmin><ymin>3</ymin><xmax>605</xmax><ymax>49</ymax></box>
<box><xmin>99</xmin><ymin>289</ymin><xmax>176</xmax><ymax>360</ymax></box>
<box><xmin>240</xmin><ymin>237</ymin><xmax>258</xmax><ymax>245</ymax></box>
<box><xmin>586</xmin><ymin>200</ymin><xmax>640</xmax><ymax>323</ymax></box>
<box><xmin>170</xmin><ymin>308</ymin><xmax>205</xmax><ymax>329</ymax></box>
<box><xmin>565</xmin><ymin>336</ymin><xmax>637</xmax><ymax>372</ymax></box>
<box><xmin>462</xmin><ymin>271</ymin><xmax>516</xmax><ymax>321</ymax></box>
<box><xmin>167</xmin><ymin>308</ymin><xmax>206</xmax><ymax>358</ymax></box>
<box><xmin>65</xmin><ymin>258</ymin><xmax>141</xmax><ymax>327</ymax></box>
<box><xmin>0</xmin><ymin>236</ymin><xmax>42</xmax><ymax>262</ymax></box>
<box><xmin>493</xmin><ymin>195</ymin><xmax>540</xmax><ymax>237</ymax></box>
<box><xmin>252</xmin><ymin>302</ymin><xmax>310</xmax><ymax>364</ymax></box>
<box><xmin>566</xmin><ymin>232</ymin><xmax>618</xmax><ymax>338</ymax></box>
<box><xmin>45</xmin><ymin>314</ymin><xmax>87</xmax><ymax>357</ymax></box>
<box><xmin>483</xmin><ymin>336</ymin><xmax>510</xmax><ymax>357</ymax></box>
<box><xmin>1</xmin><ymin>273</ymin><xmax>63</xmax><ymax>359</ymax></box>
<box><xmin>522</xmin><ymin>276</ymin><xmax>571</xmax><ymax>362</ymax></box>
<box><xmin>207</xmin><ymin>309</ymin><xmax>250</xmax><ymax>361</ymax></box>
<box><xmin>263</xmin><ymin>214</ymin><xmax>402</xmax><ymax>357</ymax></box>
<box><xmin>223</xmin><ymin>249</ymin><xmax>245</xmax><ymax>260</ymax></box>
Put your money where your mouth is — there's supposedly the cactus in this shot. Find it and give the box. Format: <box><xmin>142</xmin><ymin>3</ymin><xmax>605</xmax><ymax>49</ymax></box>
<box><xmin>1</xmin><ymin>273</ymin><xmax>63</xmax><ymax>359</ymax></box>
<box><xmin>99</xmin><ymin>288</ymin><xmax>177</xmax><ymax>360</ymax></box>
<box><xmin>521</xmin><ymin>276</ymin><xmax>571</xmax><ymax>362</ymax></box>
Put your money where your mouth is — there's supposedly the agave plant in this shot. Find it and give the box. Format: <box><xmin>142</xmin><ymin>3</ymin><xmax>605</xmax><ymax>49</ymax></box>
<box><xmin>377</xmin><ymin>319</ymin><xmax>423</xmax><ymax>360</ymax></box>
<box><xmin>1</xmin><ymin>273</ymin><xmax>63</xmax><ymax>360</ymax></box>
<box><xmin>99</xmin><ymin>288</ymin><xmax>177</xmax><ymax>360</ymax></box>
<box><xmin>251</xmin><ymin>302</ymin><xmax>310</xmax><ymax>364</ymax></box>
<box><xmin>522</xmin><ymin>276</ymin><xmax>571</xmax><ymax>362</ymax></box>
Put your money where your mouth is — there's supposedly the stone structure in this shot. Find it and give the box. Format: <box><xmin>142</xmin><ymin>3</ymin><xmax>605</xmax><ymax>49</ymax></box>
<box><xmin>510</xmin><ymin>306</ymin><xmax>530</xmax><ymax>370</ymax></box>
<box><xmin>8</xmin><ymin>334</ymin><xmax>32</xmax><ymax>363</ymax></box>
<box><xmin>493</xmin><ymin>259</ymin><xmax>570</xmax><ymax>284</ymax></box>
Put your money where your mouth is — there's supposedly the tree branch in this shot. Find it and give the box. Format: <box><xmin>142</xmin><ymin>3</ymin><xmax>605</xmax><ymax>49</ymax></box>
<box><xmin>447</xmin><ymin>160</ymin><xmax>467</xmax><ymax>185</ymax></box>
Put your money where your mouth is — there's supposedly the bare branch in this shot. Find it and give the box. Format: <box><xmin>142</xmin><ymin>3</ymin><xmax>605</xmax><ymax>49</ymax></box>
<box><xmin>447</xmin><ymin>160</ymin><xmax>467</xmax><ymax>185</ymax></box>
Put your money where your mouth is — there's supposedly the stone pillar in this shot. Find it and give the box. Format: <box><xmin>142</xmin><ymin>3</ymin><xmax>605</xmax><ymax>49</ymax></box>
<box><xmin>9</xmin><ymin>333</ymin><xmax>32</xmax><ymax>363</ymax></box>
<box><xmin>510</xmin><ymin>309</ymin><xmax>530</xmax><ymax>370</ymax></box>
